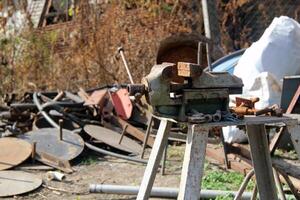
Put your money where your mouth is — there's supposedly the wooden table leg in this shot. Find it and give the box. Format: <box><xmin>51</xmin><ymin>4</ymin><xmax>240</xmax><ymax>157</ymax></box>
<box><xmin>246</xmin><ymin>124</ymin><xmax>278</xmax><ymax>200</ymax></box>
<box><xmin>137</xmin><ymin>119</ymin><xmax>172</xmax><ymax>200</ymax></box>
<box><xmin>286</xmin><ymin>124</ymin><xmax>300</xmax><ymax>160</ymax></box>
<box><xmin>177</xmin><ymin>124</ymin><xmax>209</xmax><ymax>200</ymax></box>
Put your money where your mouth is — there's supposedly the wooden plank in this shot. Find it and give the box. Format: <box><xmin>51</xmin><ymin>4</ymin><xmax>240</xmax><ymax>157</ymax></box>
<box><xmin>111</xmin><ymin>116</ymin><xmax>155</xmax><ymax>147</ymax></box>
<box><xmin>286</xmin><ymin>124</ymin><xmax>300</xmax><ymax>160</ymax></box>
<box><xmin>269</xmin><ymin>127</ymin><xmax>285</xmax><ymax>155</ymax></box>
<box><xmin>193</xmin><ymin>116</ymin><xmax>297</xmax><ymax>127</ymax></box>
<box><xmin>286</xmin><ymin>85</ymin><xmax>300</xmax><ymax>114</ymax></box>
<box><xmin>136</xmin><ymin>119</ymin><xmax>172</xmax><ymax>200</ymax></box>
<box><xmin>246</xmin><ymin>125</ymin><xmax>278</xmax><ymax>200</ymax></box>
<box><xmin>206</xmin><ymin>145</ymin><xmax>252</xmax><ymax>175</ymax></box>
<box><xmin>178</xmin><ymin>124</ymin><xmax>209</xmax><ymax>200</ymax></box>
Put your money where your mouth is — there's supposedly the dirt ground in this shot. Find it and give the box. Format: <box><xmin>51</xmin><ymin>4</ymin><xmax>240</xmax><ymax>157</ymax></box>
<box><xmin>5</xmin><ymin>147</ymin><xmax>186</xmax><ymax>200</ymax></box>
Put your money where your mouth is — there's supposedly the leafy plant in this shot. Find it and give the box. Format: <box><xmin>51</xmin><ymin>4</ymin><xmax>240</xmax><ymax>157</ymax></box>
<box><xmin>202</xmin><ymin>170</ymin><xmax>255</xmax><ymax>191</ymax></box>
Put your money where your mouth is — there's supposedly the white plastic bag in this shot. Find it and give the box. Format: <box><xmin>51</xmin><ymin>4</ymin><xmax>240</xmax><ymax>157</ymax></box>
<box><xmin>224</xmin><ymin>16</ymin><xmax>300</xmax><ymax>143</ymax></box>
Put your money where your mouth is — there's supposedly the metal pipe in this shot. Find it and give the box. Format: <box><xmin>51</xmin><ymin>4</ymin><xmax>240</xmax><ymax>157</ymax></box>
<box><xmin>33</xmin><ymin>93</ymin><xmax>59</xmax><ymax>129</ymax></box>
<box><xmin>89</xmin><ymin>184</ymin><xmax>253</xmax><ymax>199</ymax></box>
<box><xmin>85</xmin><ymin>142</ymin><xmax>147</xmax><ymax>164</ymax></box>
<box><xmin>197</xmin><ymin>42</ymin><xmax>203</xmax><ymax>66</ymax></box>
<box><xmin>202</xmin><ymin>0</ymin><xmax>212</xmax><ymax>71</ymax></box>
<box><xmin>118</xmin><ymin>47</ymin><xmax>134</xmax><ymax>84</ymax></box>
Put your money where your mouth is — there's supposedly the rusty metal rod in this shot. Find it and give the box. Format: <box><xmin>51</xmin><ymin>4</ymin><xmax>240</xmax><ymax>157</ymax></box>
<box><xmin>118</xmin><ymin>125</ymin><xmax>128</xmax><ymax>144</ymax></box>
<box><xmin>59</xmin><ymin>119</ymin><xmax>63</xmax><ymax>141</ymax></box>
<box><xmin>141</xmin><ymin>116</ymin><xmax>154</xmax><ymax>159</ymax></box>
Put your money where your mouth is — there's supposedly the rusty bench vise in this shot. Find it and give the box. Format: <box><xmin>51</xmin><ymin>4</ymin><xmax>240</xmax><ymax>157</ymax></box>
<box><xmin>128</xmin><ymin>62</ymin><xmax>243</xmax><ymax>122</ymax></box>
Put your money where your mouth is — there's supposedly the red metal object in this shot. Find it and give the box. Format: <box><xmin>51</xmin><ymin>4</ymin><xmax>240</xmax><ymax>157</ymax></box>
<box><xmin>110</xmin><ymin>88</ymin><xmax>133</xmax><ymax>120</ymax></box>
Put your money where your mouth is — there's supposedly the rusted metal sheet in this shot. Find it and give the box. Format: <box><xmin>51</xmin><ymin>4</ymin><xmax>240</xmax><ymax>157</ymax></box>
<box><xmin>111</xmin><ymin>116</ymin><xmax>155</xmax><ymax>147</ymax></box>
<box><xmin>0</xmin><ymin>137</ymin><xmax>32</xmax><ymax>170</ymax></box>
<box><xmin>206</xmin><ymin>144</ymin><xmax>252</xmax><ymax>175</ymax></box>
<box><xmin>110</xmin><ymin>88</ymin><xmax>133</xmax><ymax>120</ymax></box>
<box><xmin>36</xmin><ymin>151</ymin><xmax>73</xmax><ymax>173</ymax></box>
<box><xmin>84</xmin><ymin>125</ymin><xmax>141</xmax><ymax>154</ymax></box>
<box><xmin>0</xmin><ymin>170</ymin><xmax>42</xmax><ymax>197</ymax></box>
<box><xmin>19</xmin><ymin>128</ymin><xmax>84</xmax><ymax>161</ymax></box>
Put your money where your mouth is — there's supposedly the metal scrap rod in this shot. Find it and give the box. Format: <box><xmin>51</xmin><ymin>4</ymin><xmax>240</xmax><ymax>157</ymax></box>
<box><xmin>118</xmin><ymin>47</ymin><xmax>134</xmax><ymax>84</ymax></box>
<box><xmin>33</xmin><ymin>92</ymin><xmax>59</xmax><ymax>129</ymax></box>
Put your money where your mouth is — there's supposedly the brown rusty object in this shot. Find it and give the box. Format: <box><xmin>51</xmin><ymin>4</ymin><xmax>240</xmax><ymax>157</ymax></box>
<box><xmin>84</xmin><ymin>124</ymin><xmax>141</xmax><ymax>154</ymax></box>
<box><xmin>31</xmin><ymin>142</ymin><xmax>37</xmax><ymax>163</ymax></box>
<box><xmin>111</xmin><ymin>115</ymin><xmax>155</xmax><ymax>147</ymax></box>
<box><xmin>177</xmin><ymin>62</ymin><xmax>203</xmax><ymax>77</ymax></box>
<box><xmin>255</xmin><ymin>104</ymin><xmax>283</xmax><ymax>117</ymax></box>
<box><xmin>119</xmin><ymin>124</ymin><xmax>128</xmax><ymax>144</ymax></box>
<box><xmin>230</xmin><ymin>107</ymin><xmax>256</xmax><ymax>115</ymax></box>
<box><xmin>0</xmin><ymin>137</ymin><xmax>32</xmax><ymax>170</ymax></box>
<box><xmin>36</xmin><ymin>151</ymin><xmax>73</xmax><ymax>173</ymax></box>
<box><xmin>236</xmin><ymin>97</ymin><xmax>259</xmax><ymax>109</ymax></box>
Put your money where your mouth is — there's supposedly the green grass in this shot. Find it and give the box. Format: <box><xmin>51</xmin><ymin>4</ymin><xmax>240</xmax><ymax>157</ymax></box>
<box><xmin>201</xmin><ymin>162</ymin><xmax>255</xmax><ymax>200</ymax></box>
<box><xmin>202</xmin><ymin>170</ymin><xmax>255</xmax><ymax>191</ymax></box>
<box><xmin>80</xmin><ymin>155</ymin><xmax>99</xmax><ymax>165</ymax></box>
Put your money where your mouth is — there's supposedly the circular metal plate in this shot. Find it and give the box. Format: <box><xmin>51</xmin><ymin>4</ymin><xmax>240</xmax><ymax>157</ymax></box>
<box><xmin>0</xmin><ymin>137</ymin><xmax>32</xmax><ymax>170</ymax></box>
<box><xmin>0</xmin><ymin>170</ymin><xmax>42</xmax><ymax>197</ymax></box>
<box><xmin>19</xmin><ymin>128</ymin><xmax>84</xmax><ymax>161</ymax></box>
<box><xmin>84</xmin><ymin>125</ymin><xmax>141</xmax><ymax>154</ymax></box>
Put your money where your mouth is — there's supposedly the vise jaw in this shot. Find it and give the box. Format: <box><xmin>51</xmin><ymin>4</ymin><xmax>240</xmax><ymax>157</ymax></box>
<box><xmin>140</xmin><ymin>62</ymin><xmax>243</xmax><ymax>121</ymax></box>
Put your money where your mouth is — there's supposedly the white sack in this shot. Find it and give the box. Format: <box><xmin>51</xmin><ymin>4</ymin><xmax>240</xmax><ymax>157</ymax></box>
<box><xmin>224</xmin><ymin>16</ymin><xmax>300</xmax><ymax>143</ymax></box>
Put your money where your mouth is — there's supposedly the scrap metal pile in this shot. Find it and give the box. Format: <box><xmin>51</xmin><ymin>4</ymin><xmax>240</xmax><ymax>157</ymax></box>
<box><xmin>0</xmin><ymin>85</ymin><xmax>156</xmax><ymax>196</ymax></box>
<box><xmin>0</xmin><ymin>58</ymin><xmax>288</xmax><ymax>197</ymax></box>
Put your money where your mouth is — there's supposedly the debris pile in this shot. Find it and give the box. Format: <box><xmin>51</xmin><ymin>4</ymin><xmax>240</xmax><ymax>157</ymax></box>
<box><xmin>0</xmin><ymin>86</ymin><xmax>155</xmax><ymax>197</ymax></box>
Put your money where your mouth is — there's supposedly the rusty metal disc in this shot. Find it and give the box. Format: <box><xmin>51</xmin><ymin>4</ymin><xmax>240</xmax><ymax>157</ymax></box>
<box><xmin>0</xmin><ymin>170</ymin><xmax>42</xmax><ymax>197</ymax></box>
<box><xmin>19</xmin><ymin>128</ymin><xmax>84</xmax><ymax>161</ymax></box>
<box><xmin>0</xmin><ymin>137</ymin><xmax>32</xmax><ymax>170</ymax></box>
<box><xmin>84</xmin><ymin>125</ymin><xmax>141</xmax><ymax>154</ymax></box>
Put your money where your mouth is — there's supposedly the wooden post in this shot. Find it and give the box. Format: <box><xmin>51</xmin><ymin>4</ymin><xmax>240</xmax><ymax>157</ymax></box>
<box><xmin>246</xmin><ymin>124</ymin><xmax>278</xmax><ymax>200</ymax></box>
<box><xmin>136</xmin><ymin>119</ymin><xmax>172</xmax><ymax>200</ymax></box>
<box><xmin>286</xmin><ymin>124</ymin><xmax>300</xmax><ymax>160</ymax></box>
<box><xmin>177</xmin><ymin>124</ymin><xmax>209</xmax><ymax>200</ymax></box>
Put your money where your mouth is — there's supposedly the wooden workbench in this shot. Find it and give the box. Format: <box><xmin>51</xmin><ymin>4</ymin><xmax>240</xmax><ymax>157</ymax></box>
<box><xmin>136</xmin><ymin>116</ymin><xmax>299</xmax><ymax>200</ymax></box>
